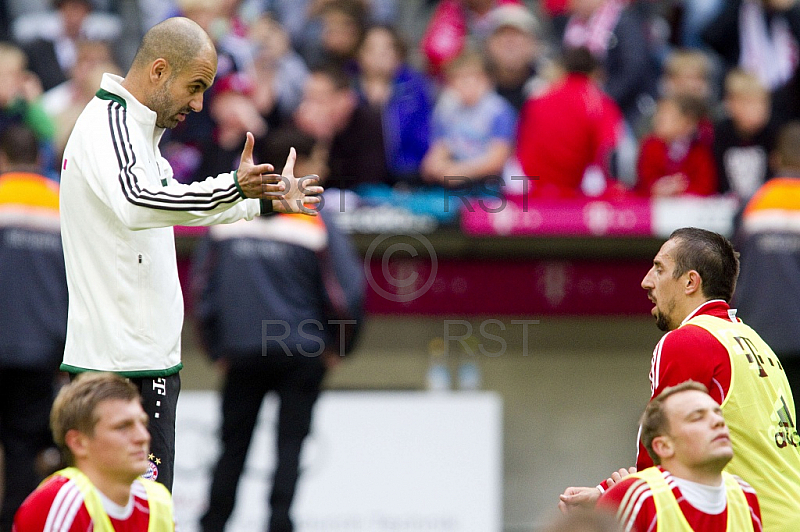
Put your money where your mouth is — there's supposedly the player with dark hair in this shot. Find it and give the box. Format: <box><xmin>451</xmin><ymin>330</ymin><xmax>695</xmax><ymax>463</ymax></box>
<box><xmin>560</xmin><ymin>227</ymin><xmax>800</xmax><ymax>531</ymax></box>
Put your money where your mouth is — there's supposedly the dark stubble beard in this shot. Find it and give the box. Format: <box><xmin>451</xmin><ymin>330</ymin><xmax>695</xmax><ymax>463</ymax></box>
<box><xmin>149</xmin><ymin>79</ymin><xmax>184</xmax><ymax>129</ymax></box>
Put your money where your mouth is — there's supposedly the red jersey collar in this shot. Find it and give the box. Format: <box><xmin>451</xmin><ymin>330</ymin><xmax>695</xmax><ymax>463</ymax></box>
<box><xmin>681</xmin><ymin>300</ymin><xmax>734</xmax><ymax>326</ymax></box>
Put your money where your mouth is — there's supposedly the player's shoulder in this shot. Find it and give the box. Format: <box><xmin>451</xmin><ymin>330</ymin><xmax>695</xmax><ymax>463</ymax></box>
<box><xmin>14</xmin><ymin>475</ymin><xmax>83</xmax><ymax>530</ymax></box>
<box><xmin>660</xmin><ymin>321</ymin><xmax>724</xmax><ymax>353</ymax></box>
<box><xmin>728</xmin><ymin>473</ymin><xmax>758</xmax><ymax>496</ymax></box>
<box><xmin>598</xmin><ymin>474</ymin><xmax>654</xmax><ymax>508</ymax></box>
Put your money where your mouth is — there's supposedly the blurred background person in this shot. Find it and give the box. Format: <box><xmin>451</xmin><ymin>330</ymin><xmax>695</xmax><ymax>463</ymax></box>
<box><xmin>714</xmin><ymin>69</ymin><xmax>777</xmax><ymax>202</ymax></box>
<box><xmin>561</xmin><ymin>0</ymin><xmax>658</xmax><ymax>131</ymax></box>
<box><xmin>192</xmin><ymin>72</ymin><xmax>268</xmax><ymax>184</ymax></box>
<box><xmin>636</xmin><ymin>94</ymin><xmax>717</xmax><ymax>197</ymax></box>
<box><xmin>248</xmin><ymin>14</ymin><xmax>309</xmax><ymax>129</ymax></box>
<box><xmin>309</xmin><ymin>0</ymin><xmax>368</xmax><ymax>73</ymax></box>
<box><xmin>295</xmin><ymin>64</ymin><xmax>388</xmax><ymax>190</ymax></box>
<box><xmin>355</xmin><ymin>24</ymin><xmax>434</xmax><ymax>187</ymax></box>
<box><xmin>515</xmin><ymin>46</ymin><xmax>624</xmax><ymax>199</ymax></box>
<box><xmin>659</xmin><ymin>49</ymin><xmax>718</xmax><ymax>144</ymax></box>
<box><xmin>40</xmin><ymin>40</ymin><xmax>120</xmax><ymax>161</ymax></box>
<box><xmin>702</xmin><ymin>0</ymin><xmax>800</xmax><ymax>122</ymax></box>
<box><xmin>263</xmin><ymin>0</ymin><xmax>397</xmax><ymax>65</ymax></box>
<box><xmin>0</xmin><ymin>42</ymin><xmax>55</xmax><ymax>175</ymax></box>
<box><xmin>194</xmin><ymin>126</ymin><xmax>364</xmax><ymax>532</ymax></box>
<box><xmin>484</xmin><ymin>4</ymin><xmax>549</xmax><ymax>113</ymax></box>
<box><xmin>0</xmin><ymin>124</ymin><xmax>67</xmax><ymax>532</ymax></box>
<box><xmin>735</xmin><ymin>120</ymin><xmax>800</xmax><ymax>412</ymax></box>
<box><xmin>15</xmin><ymin>0</ymin><xmax>121</xmax><ymax>92</ymax></box>
<box><xmin>420</xmin><ymin>0</ymin><xmax>522</xmax><ymax>76</ymax></box>
<box><xmin>421</xmin><ymin>49</ymin><xmax>515</xmax><ymax>190</ymax></box>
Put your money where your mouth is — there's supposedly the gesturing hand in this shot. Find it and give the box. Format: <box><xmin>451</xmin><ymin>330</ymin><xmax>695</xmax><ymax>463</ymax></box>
<box><xmin>235</xmin><ymin>132</ymin><xmax>283</xmax><ymax>199</ymax></box>
<box><xmin>270</xmin><ymin>146</ymin><xmax>324</xmax><ymax>215</ymax></box>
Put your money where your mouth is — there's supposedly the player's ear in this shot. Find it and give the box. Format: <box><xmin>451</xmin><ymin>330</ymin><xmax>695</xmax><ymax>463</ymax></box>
<box><xmin>684</xmin><ymin>270</ymin><xmax>702</xmax><ymax>296</ymax></box>
<box><xmin>65</xmin><ymin>429</ymin><xmax>90</xmax><ymax>460</ymax></box>
<box><xmin>652</xmin><ymin>435</ymin><xmax>674</xmax><ymax>461</ymax></box>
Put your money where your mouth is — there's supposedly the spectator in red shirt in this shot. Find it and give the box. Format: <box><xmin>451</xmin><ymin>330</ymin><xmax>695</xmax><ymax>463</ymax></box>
<box><xmin>636</xmin><ymin>94</ymin><xmax>717</xmax><ymax>197</ymax></box>
<box><xmin>515</xmin><ymin>46</ymin><xmax>624</xmax><ymax>198</ymax></box>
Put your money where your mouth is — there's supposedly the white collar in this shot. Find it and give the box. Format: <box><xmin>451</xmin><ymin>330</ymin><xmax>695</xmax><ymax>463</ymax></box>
<box><xmin>97</xmin><ymin>488</ymin><xmax>135</xmax><ymax>520</ymax></box>
<box><xmin>680</xmin><ymin>299</ymin><xmax>728</xmax><ymax>326</ymax></box>
<box><xmin>672</xmin><ymin>475</ymin><xmax>727</xmax><ymax>515</ymax></box>
<box><xmin>98</xmin><ymin>73</ymin><xmax>163</xmax><ymax>140</ymax></box>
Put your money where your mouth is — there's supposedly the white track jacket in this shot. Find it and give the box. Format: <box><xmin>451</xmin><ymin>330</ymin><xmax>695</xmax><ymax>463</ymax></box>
<box><xmin>60</xmin><ymin>73</ymin><xmax>263</xmax><ymax>376</ymax></box>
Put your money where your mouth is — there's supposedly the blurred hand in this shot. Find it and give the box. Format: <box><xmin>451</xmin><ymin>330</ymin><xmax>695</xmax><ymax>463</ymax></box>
<box><xmin>558</xmin><ymin>486</ymin><xmax>601</xmax><ymax>514</ymax></box>
<box><xmin>652</xmin><ymin>173</ymin><xmax>689</xmax><ymax>197</ymax></box>
<box><xmin>605</xmin><ymin>467</ymin><xmax>636</xmax><ymax>488</ymax></box>
<box><xmin>271</xmin><ymin>147</ymin><xmax>324</xmax><ymax>215</ymax></box>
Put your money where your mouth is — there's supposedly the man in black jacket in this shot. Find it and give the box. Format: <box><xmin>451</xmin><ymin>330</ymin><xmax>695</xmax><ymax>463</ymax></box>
<box><xmin>195</xmin><ymin>127</ymin><xmax>365</xmax><ymax>532</ymax></box>
<box><xmin>0</xmin><ymin>125</ymin><xmax>68</xmax><ymax>532</ymax></box>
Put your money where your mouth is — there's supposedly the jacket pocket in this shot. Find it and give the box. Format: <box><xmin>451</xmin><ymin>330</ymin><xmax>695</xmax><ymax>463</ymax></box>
<box><xmin>117</xmin><ymin>241</ymin><xmax>153</xmax><ymax>344</ymax></box>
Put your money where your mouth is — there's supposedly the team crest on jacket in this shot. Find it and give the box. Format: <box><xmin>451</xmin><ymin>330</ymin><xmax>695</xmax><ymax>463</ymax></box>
<box><xmin>144</xmin><ymin>460</ymin><xmax>158</xmax><ymax>481</ymax></box>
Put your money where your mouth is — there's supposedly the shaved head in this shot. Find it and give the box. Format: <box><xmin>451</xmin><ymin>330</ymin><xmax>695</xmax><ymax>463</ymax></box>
<box><xmin>132</xmin><ymin>17</ymin><xmax>215</xmax><ymax>75</ymax></box>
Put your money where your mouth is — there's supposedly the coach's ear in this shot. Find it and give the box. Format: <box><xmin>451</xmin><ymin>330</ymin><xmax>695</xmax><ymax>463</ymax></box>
<box><xmin>65</xmin><ymin>429</ymin><xmax>90</xmax><ymax>460</ymax></box>
<box><xmin>149</xmin><ymin>58</ymin><xmax>170</xmax><ymax>86</ymax></box>
<box><xmin>652</xmin><ymin>435</ymin><xmax>675</xmax><ymax>461</ymax></box>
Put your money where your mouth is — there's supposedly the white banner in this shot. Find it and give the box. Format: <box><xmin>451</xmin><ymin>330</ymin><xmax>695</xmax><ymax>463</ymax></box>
<box><xmin>173</xmin><ymin>391</ymin><xmax>503</xmax><ymax>532</ymax></box>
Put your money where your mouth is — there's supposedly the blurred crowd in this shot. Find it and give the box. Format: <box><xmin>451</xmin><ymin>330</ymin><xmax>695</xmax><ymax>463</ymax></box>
<box><xmin>2</xmin><ymin>0</ymin><xmax>800</xmax><ymax>205</ymax></box>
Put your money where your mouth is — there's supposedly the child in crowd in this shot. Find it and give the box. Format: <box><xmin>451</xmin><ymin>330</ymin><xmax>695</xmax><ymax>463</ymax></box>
<box><xmin>714</xmin><ymin>69</ymin><xmax>777</xmax><ymax>201</ymax></box>
<box><xmin>636</xmin><ymin>94</ymin><xmax>717</xmax><ymax>197</ymax></box>
<box><xmin>421</xmin><ymin>49</ymin><xmax>515</xmax><ymax>189</ymax></box>
<box><xmin>0</xmin><ymin>43</ymin><xmax>54</xmax><ymax>146</ymax></box>
<box><xmin>659</xmin><ymin>48</ymin><xmax>717</xmax><ymax>144</ymax></box>
<box><xmin>661</xmin><ymin>49</ymin><xmax>715</xmax><ymax>101</ymax></box>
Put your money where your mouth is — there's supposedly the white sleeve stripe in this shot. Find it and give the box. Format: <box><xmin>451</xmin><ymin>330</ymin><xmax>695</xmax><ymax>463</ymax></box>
<box><xmin>43</xmin><ymin>482</ymin><xmax>82</xmax><ymax>532</ymax></box>
<box><xmin>711</xmin><ymin>377</ymin><xmax>726</xmax><ymax>402</ymax></box>
<box><xmin>618</xmin><ymin>479</ymin><xmax>651</xmax><ymax>528</ymax></box>
<box><xmin>57</xmin><ymin>493</ymin><xmax>84</xmax><ymax>532</ymax></box>
<box><xmin>651</xmin><ymin>335</ymin><xmax>668</xmax><ymax>394</ymax></box>
<box><xmin>108</xmin><ymin>103</ymin><xmax>241</xmax><ymax>211</ymax></box>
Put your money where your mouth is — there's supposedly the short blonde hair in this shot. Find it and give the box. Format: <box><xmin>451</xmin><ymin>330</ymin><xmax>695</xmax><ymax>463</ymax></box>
<box><xmin>641</xmin><ymin>381</ymin><xmax>710</xmax><ymax>465</ymax></box>
<box><xmin>51</xmin><ymin>373</ymin><xmax>141</xmax><ymax>463</ymax></box>
<box><xmin>664</xmin><ymin>49</ymin><xmax>711</xmax><ymax>80</ymax></box>
<box><xmin>444</xmin><ymin>48</ymin><xmax>488</xmax><ymax>79</ymax></box>
<box><xmin>725</xmin><ymin>69</ymin><xmax>769</xmax><ymax>99</ymax></box>
<box><xmin>0</xmin><ymin>42</ymin><xmax>27</xmax><ymax>71</ymax></box>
